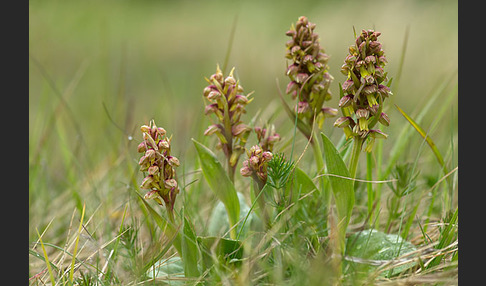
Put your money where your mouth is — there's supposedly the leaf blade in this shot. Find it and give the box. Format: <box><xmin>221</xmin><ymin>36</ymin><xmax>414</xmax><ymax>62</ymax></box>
<box><xmin>192</xmin><ymin>138</ymin><xmax>240</xmax><ymax>239</ymax></box>
<box><xmin>321</xmin><ymin>133</ymin><xmax>355</xmax><ymax>251</ymax></box>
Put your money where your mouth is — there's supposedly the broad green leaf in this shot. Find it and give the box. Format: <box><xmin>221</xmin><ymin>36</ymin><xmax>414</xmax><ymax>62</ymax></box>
<box><xmin>345</xmin><ymin>229</ymin><xmax>417</xmax><ymax>278</ymax></box>
<box><xmin>197</xmin><ymin>236</ymin><xmax>244</xmax><ymax>271</ymax></box>
<box><xmin>285</xmin><ymin>166</ymin><xmax>319</xmax><ymax>202</ymax></box>
<box><xmin>182</xmin><ymin>212</ymin><xmax>200</xmax><ymax>277</ymax></box>
<box><xmin>192</xmin><ymin>139</ymin><xmax>240</xmax><ymax>239</ymax></box>
<box><xmin>208</xmin><ymin>192</ymin><xmax>261</xmax><ymax>239</ymax></box>
<box><xmin>146</xmin><ymin>256</ymin><xmax>185</xmax><ymax>284</ymax></box>
<box><xmin>321</xmin><ymin>133</ymin><xmax>355</xmax><ymax>251</ymax></box>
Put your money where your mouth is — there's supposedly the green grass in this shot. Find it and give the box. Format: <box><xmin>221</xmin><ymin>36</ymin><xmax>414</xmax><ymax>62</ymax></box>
<box><xmin>29</xmin><ymin>0</ymin><xmax>457</xmax><ymax>285</ymax></box>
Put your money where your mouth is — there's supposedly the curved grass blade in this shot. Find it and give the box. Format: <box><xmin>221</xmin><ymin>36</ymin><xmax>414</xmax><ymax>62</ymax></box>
<box><xmin>394</xmin><ymin>104</ymin><xmax>449</xmax><ymax>177</ymax></box>
<box><xmin>192</xmin><ymin>138</ymin><xmax>240</xmax><ymax>239</ymax></box>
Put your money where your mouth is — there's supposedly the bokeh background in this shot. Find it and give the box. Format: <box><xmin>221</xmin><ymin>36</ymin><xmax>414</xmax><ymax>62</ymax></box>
<box><xmin>29</xmin><ymin>0</ymin><xmax>457</xmax><ymax>248</ymax></box>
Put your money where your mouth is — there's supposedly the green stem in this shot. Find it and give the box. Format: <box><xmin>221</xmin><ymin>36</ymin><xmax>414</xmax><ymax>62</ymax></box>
<box><xmin>251</xmin><ymin>177</ymin><xmax>270</xmax><ymax>229</ymax></box>
<box><xmin>366</xmin><ymin>151</ymin><xmax>374</xmax><ymax>225</ymax></box>
<box><xmin>310</xmin><ymin>134</ymin><xmax>330</xmax><ymax>206</ymax></box>
<box><xmin>348</xmin><ymin>137</ymin><xmax>364</xmax><ymax>180</ymax></box>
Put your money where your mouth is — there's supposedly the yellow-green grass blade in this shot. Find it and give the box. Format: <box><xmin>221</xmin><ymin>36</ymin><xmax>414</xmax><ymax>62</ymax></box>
<box><xmin>69</xmin><ymin>203</ymin><xmax>85</xmax><ymax>284</ymax></box>
<box><xmin>36</xmin><ymin>228</ymin><xmax>56</xmax><ymax>285</ymax></box>
<box><xmin>394</xmin><ymin>104</ymin><xmax>449</xmax><ymax>177</ymax></box>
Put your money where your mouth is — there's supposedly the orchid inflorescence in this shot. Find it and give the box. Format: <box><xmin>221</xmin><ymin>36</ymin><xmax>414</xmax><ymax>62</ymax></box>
<box><xmin>203</xmin><ymin>65</ymin><xmax>253</xmax><ymax>181</ymax></box>
<box><xmin>334</xmin><ymin>29</ymin><xmax>392</xmax><ymax>151</ymax></box>
<box><xmin>285</xmin><ymin>16</ymin><xmax>337</xmax><ymax>128</ymax></box>
<box><xmin>137</xmin><ymin>120</ymin><xmax>180</xmax><ymax>219</ymax></box>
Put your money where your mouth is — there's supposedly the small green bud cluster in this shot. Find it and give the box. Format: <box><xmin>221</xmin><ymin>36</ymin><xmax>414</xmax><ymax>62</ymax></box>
<box><xmin>334</xmin><ymin>29</ymin><xmax>392</xmax><ymax>149</ymax></box>
<box><xmin>285</xmin><ymin>16</ymin><xmax>337</xmax><ymax>123</ymax></box>
<box><xmin>203</xmin><ymin>65</ymin><xmax>253</xmax><ymax>169</ymax></box>
<box><xmin>240</xmin><ymin>145</ymin><xmax>273</xmax><ymax>183</ymax></box>
<box><xmin>138</xmin><ymin>120</ymin><xmax>180</xmax><ymax>214</ymax></box>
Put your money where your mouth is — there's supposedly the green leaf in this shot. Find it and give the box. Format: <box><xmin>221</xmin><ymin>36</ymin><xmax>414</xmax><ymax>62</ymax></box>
<box><xmin>182</xmin><ymin>212</ymin><xmax>200</xmax><ymax>277</ymax></box>
<box><xmin>285</xmin><ymin>166</ymin><xmax>319</xmax><ymax>202</ymax></box>
<box><xmin>192</xmin><ymin>138</ymin><xmax>240</xmax><ymax>239</ymax></box>
<box><xmin>135</xmin><ymin>192</ymin><xmax>182</xmax><ymax>263</ymax></box>
<box><xmin>197</xmin><ymin>236</ymin><xmax>244</xmax><ymax>271</ymax></box>
<box><xmin>321</xmin><ymin>133</ymin><xmax>355</xmax><ymax>251</ymax></box>
<box><xmin>208</xmin><ymin>192</ymin><xmax>261</xmax><ymax>239</ymax></box>
<box><xmin>345</xmin><ymin>229</ymin><xmax>417</xmax><ymax>278</ymax></box>
<box><xmin>146</xmin><ymin>256</ymin><xmax>185</xmax><ymax>284</ymax></box>
<box><xmin>394</xmin><ymin>104</ymin><xmax>449</xmax><ymax>178</ymax></box>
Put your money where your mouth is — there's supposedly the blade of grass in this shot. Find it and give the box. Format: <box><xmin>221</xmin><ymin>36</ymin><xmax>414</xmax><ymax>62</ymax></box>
<box><xmin>382</xmin><ymin>71</ymin><xmax>456</xmax><ymax>180</ymax></box>
<box><xmin>36</xmin><ymin>228</ymin><xmax>56</xmax><ymax>285</ymax></box>
<box><xmin>69</xmin><ymin>203</ymin><xmax>86</xmax><ymax>284</ymax></box>
<box><xmin>394</xmin><ymin>104</ymin><xmax>449</xmax><ymax>178</ymax></box>
<box><xmin>135</xmin><ymin>191</ymin><xmax>182</xmax><ymax>255</ymax></box>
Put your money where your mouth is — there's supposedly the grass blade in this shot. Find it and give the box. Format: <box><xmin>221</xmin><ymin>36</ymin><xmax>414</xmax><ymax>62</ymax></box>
<box><xmin>192</xmin><ymin>138</ymin><xmax>240</xmax><ymax>239</ymax></box>
<box><xmin>69</xmin><ymin>203</ymin><xmax>85</xmax><ymax>283</ymax></box>
<box><xmin>36</xmin><ymin>228</ymin><xmax>56</xmax><ymax>285</ymax></box>
<box><xmin>394</xmin><ymin>104</ymin><xmax>449</xmax><ymax>177</ymax></box>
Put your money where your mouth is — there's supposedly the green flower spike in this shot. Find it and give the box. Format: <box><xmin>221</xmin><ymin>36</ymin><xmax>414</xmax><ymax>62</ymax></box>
<box><xmin>334</xmin><ymin>29</ymin><xmax>392</xmax><ymax>149</ymax></box>
<box><xmin>203</xmin><ymin>65</ymin><xmax>253</xmax><ymax>181</ymax></box>
<box><xmin>138</xmin><ymin>120</ymin><xmax>180</xmax><ymax>220</ymax></box>
<box><xmin>285</xmin><ymin>16</ymin><xmax>337</xmax><ymax>129</ymax></box>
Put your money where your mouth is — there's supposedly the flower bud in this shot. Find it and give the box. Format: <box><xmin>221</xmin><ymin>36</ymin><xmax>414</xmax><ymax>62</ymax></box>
<box><xmin>168</xmin><ymin>156</ymin><xmax>180</xmax><ymax>167</ymax></box>
<box><xmin>148</xmin><ymin>165</ymin><xmax>159</xmax><ymax>175</ymax></box>
<box><xmin>240</xmin><ymin>166</ymin><xmax>252</xmax><ymax>177</ymax></box>
<box><xmin>140</xmin><ymin>176</ymin><xmax>154</xmax><ymax>189</ymax></box>
<box><xmin>356</xmin><ymin>108</ymin><xmax>369</xmax><ymax>119</ymax></box>
<box><xmin>232</xmin><ymin>124</ymin><xmax>251</xmax><ymax>137</ymax></box>
<box><xmin>379</xmin><ymin>112</ymin><xmax>390</xmax><ymax>126</ymax></box>
<box><xmin>334</xmin><ymin>116</ymin><xmax>353</xmax><ymax>128</ymax></box>
<box><xmin>342</xmin><ymin>80</ymin><xmax>355</xmax><ymax>93</ymax></box>
<box><xmin>204</xmin><ymin>124</ymin><xmax>222</xmax><ymax>136</ymax></box>
<box><xmin>164</xmin><ymin>178</ymin><xmax>178</xmax><ymax>190</ymax></box>
<box><xmin>322</xmin><ymin>107</ymin><xmax>338</xmax><ymax>117</ymax></box>
<box><xmin>262</xmin><ymin>151</ymin><xmax>273</xmax><ymax>162</ymax></box>
<box><xmin>140</xmin><ymin>125</ymin><xmax>151</xmax><ymax>133</ymax></box>
<box><xmin>369</xmin><ymin>129</ymin><xmax>388</xmax><ymax>139</ymax></box>
<box><xmin>137</xmin><ymin>142</ymin><xmax>147</xmax><ymax>153</ymax></box>
<box><xmin>339</xmin><ymin>94</ymin><xmax>354</xmax><ymax>108</ymax></box>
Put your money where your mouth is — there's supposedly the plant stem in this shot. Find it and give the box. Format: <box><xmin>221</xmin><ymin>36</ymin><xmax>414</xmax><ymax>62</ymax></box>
<box><xmin>310</xmin><ymin>134</ymin><xmax>330</xmax><ymax>206</ymax></box>
<box><xmin>348</xmin><ymin>137</ymin><xmax>364</xmax><ymax>180</ymax></box>
<box><xmin>252</xmin><ymin>177</ymin><xmax>270</xmax><ymax>229</ymax></box>
<box><xmin>366</xmin><ymin>151</ymin><xmax>374</xmax><ymax>225</ymax></box>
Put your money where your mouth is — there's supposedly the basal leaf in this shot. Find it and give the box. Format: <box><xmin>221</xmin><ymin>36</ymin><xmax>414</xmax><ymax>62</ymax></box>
<box><xmin>345</xmin><ymin>229</ymin><xmax>417</xmax><ymax>278</ymax></box>
<box><xmin>192</xmin><ymin>138</ymin><xmax>240</xmax><ymax>239</ymax></box>
<box><xmin>182</xmin><ymin>212</ymin><xmax>200</xmax><ymax>277</ymax></box>
<box><xmin>321</xmin><ymin>133</ymin><xmax>355</xmax><ymax>251</ymax></box>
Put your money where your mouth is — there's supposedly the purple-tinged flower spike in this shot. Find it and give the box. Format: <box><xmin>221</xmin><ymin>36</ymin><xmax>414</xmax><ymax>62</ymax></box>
<box><xmin>285</xmin><ymin>16</ymin><xmax>335</xmax><ymax>128</ymax></box>
<box><xmin>334</xmin><ymin>29</ymin><xmax>392</xmax><ymax>147</ymax></box>
<box><xmin>138</xmin><ymin>120</ymin><xmax>180</xmax><ymax>220</ymax></box>
<box><xmin>240</xmin><ymin>145</ymin><xmax>273</xmax><ymax>187</ymax></box>
<box><xmin>203</xmin><ymin>65</ymin><xmax>253</xmax><ymax>181</ymax></box>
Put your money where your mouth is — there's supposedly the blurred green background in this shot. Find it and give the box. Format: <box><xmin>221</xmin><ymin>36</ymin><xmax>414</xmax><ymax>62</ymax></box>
<box><xmin>29</xmin><ymin>0</ymin><xmax>457</xmax><ymax>241</ymax></box>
